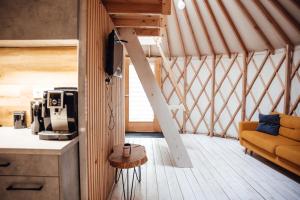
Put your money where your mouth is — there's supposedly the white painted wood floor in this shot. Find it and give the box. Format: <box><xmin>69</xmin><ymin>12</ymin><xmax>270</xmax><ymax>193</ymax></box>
<box><xmin>109</xmin><ymin>134</ymin><xmax>300</xmax><ymax>200</ymax></box>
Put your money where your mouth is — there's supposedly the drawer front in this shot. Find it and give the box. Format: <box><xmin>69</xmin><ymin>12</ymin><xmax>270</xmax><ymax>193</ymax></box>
<box><xmin>0</xmin><ymin>154</ymin><xmax>58</xmax><ymax>176</ymax></box>
<box><xmin>0</xmin><ymin>176</ymin><xmax>59</xmax><ymax>200</ymax></box>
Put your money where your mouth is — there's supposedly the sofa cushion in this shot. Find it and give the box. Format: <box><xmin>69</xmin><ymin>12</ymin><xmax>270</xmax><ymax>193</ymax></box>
<box><xmin>240</xmin><ymin>131</ymin><xmax>299</xmax><ymax>154</ymax></box>
<box><xmin>279</xmin><ymin>114</ymin><xmax>300</xmax><ymax>141</ymax></box>
<box><xmin>275</xmin><ymin>145</ymin><xmax>300</xmax><ymax>166</ymax></box>
<box><xmin>256</xmin><ymin>114</ymin><xmax>280</xmax><ymax>135</ymax></box>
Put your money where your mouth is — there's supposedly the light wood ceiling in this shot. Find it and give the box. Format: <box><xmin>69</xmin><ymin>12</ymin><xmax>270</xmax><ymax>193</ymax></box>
<box><xmin>103</xmin><ymin>0</ymin><xmax>300</xmax><ymax>57</ymax></box>
<box><xmin>103</xmin><ymin>0</ymin><xmax>170</xmax><ymax>36</ymax></box>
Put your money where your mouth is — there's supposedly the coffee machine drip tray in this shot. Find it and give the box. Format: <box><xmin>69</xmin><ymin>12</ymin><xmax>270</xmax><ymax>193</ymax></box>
<box><xmin>38</xmin><ymin>131</ymin><xmax>78</xmax><ymax>141</ymax></box>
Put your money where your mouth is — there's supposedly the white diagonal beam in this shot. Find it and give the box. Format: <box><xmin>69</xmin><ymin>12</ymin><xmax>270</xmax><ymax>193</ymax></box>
<box><xmin>118</xmin><ymin>28</ymin><xmax>192</xmax><ymax>168</ymax></box>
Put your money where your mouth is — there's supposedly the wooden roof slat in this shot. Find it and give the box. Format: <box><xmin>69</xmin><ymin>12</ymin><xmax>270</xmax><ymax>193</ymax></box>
<box><xmin>172</xmin><ymin>0</ymin><xmax>187</xmax><ymax>56</ymax></box>
<box><xmin>203</xmin><ymin>0</ymin><xmax>230</xmax><ymax>56</ymax></box>
<box><xmin>192</xmin><ymin>0</ymin><xmax>215</xmax><ymax>55</ymax></box>
<box><xmin>183</xmin><ymin>5</ymin><xmax>202</xmax><ymax>58</ymax></box>
<box><xmin>235</xmin><ymin>0</ymin><xmax>275</xmax><ymax>52</ymax></box>
<box><xmin>253</xmin><ymin>0</ymin><xmax>293</xmax><ymax>47</ymax></box>
<box><xmin>216</xmin><ymin>0</ymin><xmax>248</xmax><ymax>54</ymax></box>
<box><xmin>269</xmin><ymin>0</ymin><xmax>300</xmax><ymax>33</ymax></box>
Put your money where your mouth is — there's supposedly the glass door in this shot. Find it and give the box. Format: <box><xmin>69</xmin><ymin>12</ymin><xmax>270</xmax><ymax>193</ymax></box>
<box><xmin>125</xmin><ymin>58</ymin><xmax>161</xmax><ymax>132</ymax></box>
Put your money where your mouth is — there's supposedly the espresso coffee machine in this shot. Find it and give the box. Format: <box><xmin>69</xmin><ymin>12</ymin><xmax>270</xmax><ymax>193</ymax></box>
<box><xmin>38</xmin><ymin>87</ymin><xmax>78</xmax><ymax>140</ymax></box>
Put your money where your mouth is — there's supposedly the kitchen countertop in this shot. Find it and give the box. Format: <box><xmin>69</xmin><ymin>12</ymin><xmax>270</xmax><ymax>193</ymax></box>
<box><xmin>0</xmin><ymin>127</ymin><xmax>78</xmax><ymax>155</ymax></box>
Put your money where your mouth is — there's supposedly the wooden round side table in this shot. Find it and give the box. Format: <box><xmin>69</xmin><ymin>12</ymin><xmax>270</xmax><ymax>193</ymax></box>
<box><xmin>109</xmin><ymin>144</ymin><xmax>147</xmax><ymax>200</ymax></box>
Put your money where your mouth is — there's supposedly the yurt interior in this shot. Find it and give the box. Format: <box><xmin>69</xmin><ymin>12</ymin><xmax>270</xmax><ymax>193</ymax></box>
<box><xmin>0</xmin><ymin>0</ymin><xmax>299</xmax><ymax>200</ymax></box>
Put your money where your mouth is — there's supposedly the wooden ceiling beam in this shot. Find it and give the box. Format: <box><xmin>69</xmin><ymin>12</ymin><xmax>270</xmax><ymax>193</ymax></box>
<box><xmin>192</xmin><ymin>0</ymin><xmax>215</xmax><ymax>55</ymax></box>
<box><xmin>172</xmin><ymin>0</ymin><xmax>187</xmax><ymax>56</ymax></box>
<box><xmin>134</xmin><ymin>28</ymin><xmax>161</xmax><ymax>36</ymax></box>
<box><xmin>269</xmin><ymin>0</ymin><xmax>300</xmax><ymax>33</ymax></box>
<box><xmin>253</xmin><ymin>0</ymin><xmax>293</xmax><ymax>47</ymax></box>
<box><xmin>161</xmin><ymin>0</ymin><xmax>172</xmax><ymax>15</ymax></box>
<box><xmin>113</xmin><ymin>17</ymin><xmax>162</xmax><ymax>28</ymax></box>
<box><xmin>203</xmin><ymin>0</ymin><xmax>230</xmax><ymax>56</ymax></box>
<box><xmin>216</xmin><ymin>0</ymin><xmax>248</xmax><ymax>54</ymax></box>
<box><xmin>103</xmin><ymin>1</ymin><xmax>171</xmax><ymax>15</ymax></box>
<box><xmin>235</xmin><ymin>0</ymin><xmax>275</xmax><ymax>52</ymax></box>
<box><xmin>183</xmin><ymin>5</ymin><xmax>202</xmax><ymax>58</ymax></box>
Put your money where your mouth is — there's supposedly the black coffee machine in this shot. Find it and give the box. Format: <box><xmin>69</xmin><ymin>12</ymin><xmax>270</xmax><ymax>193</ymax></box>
<box><xmin>33</xmin><ymin>87</ymin><xmax>78</xmax><ymax>140</ymax></box>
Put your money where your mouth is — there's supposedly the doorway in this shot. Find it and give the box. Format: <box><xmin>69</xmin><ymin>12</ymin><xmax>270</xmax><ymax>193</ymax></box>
<box><xmin>125</xmin><ymin>58</ymin><xmax>161</xmax><ymax>132</ymax></box>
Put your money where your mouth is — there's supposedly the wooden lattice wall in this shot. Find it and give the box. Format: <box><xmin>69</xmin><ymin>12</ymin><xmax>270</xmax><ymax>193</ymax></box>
<box><xmin>161</xmin><ymin>47</ymin><xmax>300</xmax><ymax>138</ymax></box>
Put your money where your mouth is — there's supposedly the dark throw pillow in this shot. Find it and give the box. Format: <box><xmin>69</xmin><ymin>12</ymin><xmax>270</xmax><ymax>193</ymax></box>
<box><xmin>256</xmin><ymin>113</ymin><xmax>280</xmax><ymax>136</ymax></box>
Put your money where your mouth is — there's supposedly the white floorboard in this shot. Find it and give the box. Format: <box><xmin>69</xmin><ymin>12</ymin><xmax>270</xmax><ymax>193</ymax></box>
<box><xmin>109</xmin><ymin>134</ymin><xmax>300</xmax><ymax>200</ymax></box>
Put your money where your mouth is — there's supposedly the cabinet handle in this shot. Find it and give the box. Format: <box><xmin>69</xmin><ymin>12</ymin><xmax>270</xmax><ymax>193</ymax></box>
<box><xmin>0</xmin><ymin>162</ymin><xmax>10</xmax><ymax>167</ymax></box>
<box><xmin>6</xmin><ymin>183</ymin><xmax>43</xmax><ymax>191</ymax></box>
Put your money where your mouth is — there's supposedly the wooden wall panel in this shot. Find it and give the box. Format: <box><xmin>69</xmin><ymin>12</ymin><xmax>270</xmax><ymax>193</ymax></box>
<box><xmin>0</xmin><ymin>47</ymin><xmax>78</xmax><ymax>127</ymax></box>
<box><xmin>79</xmin><ymin>1</ymin><xmax>125</xmax><ymax>199</ymax></box>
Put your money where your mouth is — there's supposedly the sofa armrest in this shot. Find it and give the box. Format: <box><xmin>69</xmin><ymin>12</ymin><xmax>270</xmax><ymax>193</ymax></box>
<box><xmin>239</xmin><ymin>121</ymin><xmax>259</xmax><ymax>132</ymax></box>
<box><xmin>238</xmin><ymin>121</ymin><xmax>258</xmax><ymax>142</ymax></box>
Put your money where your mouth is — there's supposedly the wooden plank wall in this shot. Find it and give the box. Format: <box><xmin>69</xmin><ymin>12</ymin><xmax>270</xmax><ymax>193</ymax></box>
<box><xmin>0</xmin><ymin>47</ymin><xmax>78</xmax><ymax>127</ymax></box>
<box><xmin>161</xmin><ymin>47</ymin><xmax>300</xmax><ymax>138</ymax></box>
<box><xmin>79</xmin><ymin>0</ymin><xmax>125</xmax><ymax>199</ymax></box>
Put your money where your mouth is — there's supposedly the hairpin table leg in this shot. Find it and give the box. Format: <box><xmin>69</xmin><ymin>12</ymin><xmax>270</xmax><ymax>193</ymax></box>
<box><xmin>115</xmin><ymin>166</ymin><xmax>143</xmax><ymax>199</ymax></box>
<box><xmin>115</xmin><ymin>168</ymin><xmax>122</xmax><ymax>183</ymax></box>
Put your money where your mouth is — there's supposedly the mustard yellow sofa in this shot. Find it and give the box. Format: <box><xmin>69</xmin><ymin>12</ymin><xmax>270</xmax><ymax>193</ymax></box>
<box><xmin>239</xmin><ymin>114</ymin><xmax>300</xmax><ymax>176</ymax></box>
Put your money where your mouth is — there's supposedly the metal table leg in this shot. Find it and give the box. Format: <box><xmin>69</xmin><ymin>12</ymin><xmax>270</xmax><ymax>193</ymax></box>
<box><xmin>115</xmin><ymin>166</ymin><xmax>142</xmax><ymax>200</ymax></box>
<box><xmin>115</xmin><ymin>168</ymin><xmax>122</xmax><ymax>183</ymax></box>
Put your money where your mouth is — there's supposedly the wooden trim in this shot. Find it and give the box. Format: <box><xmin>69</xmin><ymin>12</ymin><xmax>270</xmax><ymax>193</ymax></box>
<box><xmin>203</xmin><ymin>0</ymin><xmax>230</xmax><ymax>56</ymax></box>
<box><xmin>284</xmin><ymin>45</ymin><xmax>293</xmax><ymax>114</ymax></box>
<box><xmin>253</xmin><ymin>0</ymin><xmax>293</xmax><ymax>47</ymax></box>
<box><xmin>235</xmin><ymin>0</ymin><xmax>274</xmax><ymax>52</ymax></box>
<box><xmin>216</xmin><ymin>0</ymin><xmax>247</xmax><ymax>54</ymax></box>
